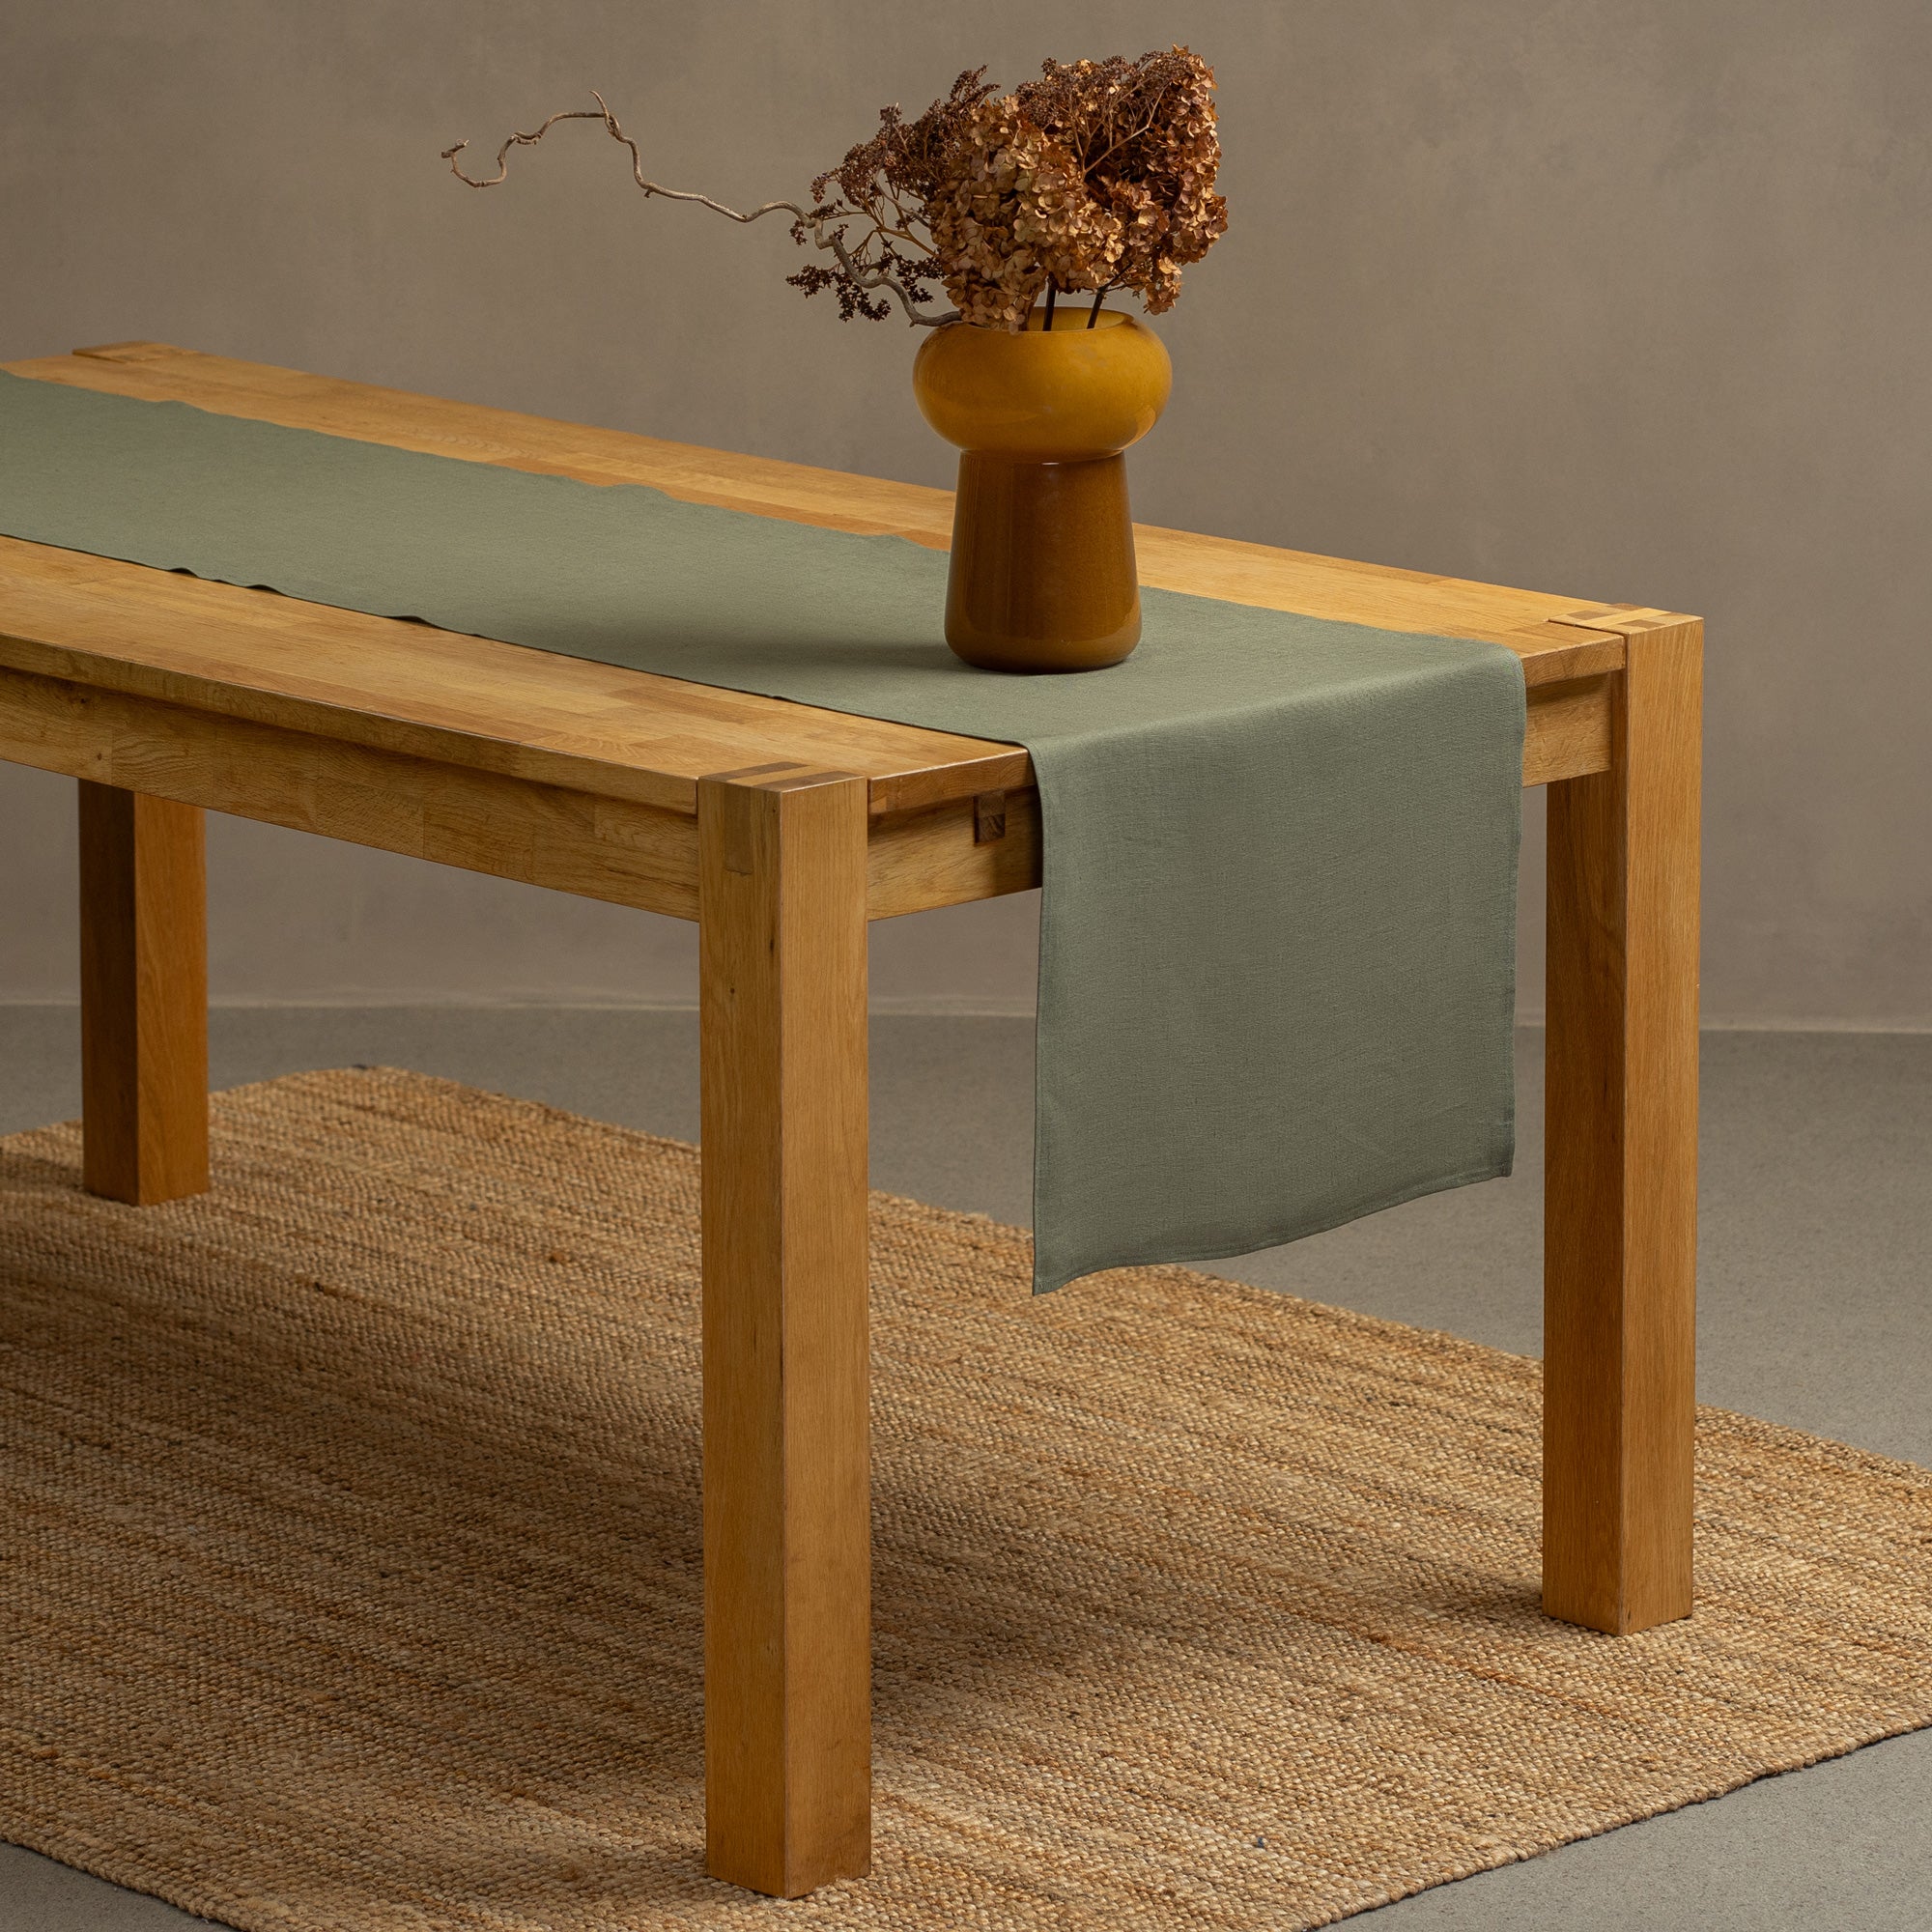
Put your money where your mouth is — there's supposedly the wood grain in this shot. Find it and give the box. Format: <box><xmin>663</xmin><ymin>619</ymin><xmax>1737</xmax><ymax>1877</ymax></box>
<box><xmin>1</xmin><ymin>663</ymin><xmax>705</xmax><ymax>919</ymax></box>
<box><xmin>1543</xmin><ymin>611</ymin><xmax>1702</xmax><ymax>1635</ymax></box>
<box><xmin>0</xmin><ymin>661</ymin><xmax>1059</xmax><ymax>923</ymax></box>
<box><xmin>77</xmin><ymin>782</ymin><xmax>209</xmax><ymax>1204</ymax></box>
<box><xmin>867</xmin><ymin>789</ymin><xmax>1043</xmax><ymax>918</ymax></box>
<box><xmin>1522</xmin><ymin>673</ymin><xmax>1614</xmax><ymax>787</ymax></box>
<box><xmin>0</xmin><ymin>534</ymin><xmax>1026</xmax><ymax>821</ymax></box>
<box><xmin>698</xmin><ymin>766</ymin><xmax>872</xmax><ymax>1896</ymax></box>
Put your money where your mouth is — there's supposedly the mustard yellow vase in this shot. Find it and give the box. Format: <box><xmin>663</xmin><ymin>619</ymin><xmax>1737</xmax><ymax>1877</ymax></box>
<box><xmin>912</xmin><ymin>307</ymin><xmax>1173</xmax><ymax>672</ymax></box>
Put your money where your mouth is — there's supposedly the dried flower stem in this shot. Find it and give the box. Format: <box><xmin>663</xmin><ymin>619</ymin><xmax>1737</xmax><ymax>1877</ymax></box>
<box><xmin>440</xmin><ymin>92</ymin><xmax>959</xmax><ymax>327</ymax></box>
<box><xmin>440</xmin><ymin>54</ymin><xmax>1226</xmax><ymax>334</ymax></box>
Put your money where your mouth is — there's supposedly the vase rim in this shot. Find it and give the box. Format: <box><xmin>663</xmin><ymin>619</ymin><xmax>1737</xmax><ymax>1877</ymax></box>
<box><xmin>934</xmin><ymin>307</ymin><xmax>1140</xmax><ymax>336</ymax></box>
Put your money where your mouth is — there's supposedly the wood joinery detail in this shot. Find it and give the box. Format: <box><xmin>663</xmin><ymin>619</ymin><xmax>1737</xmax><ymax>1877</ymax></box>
<box><xmin>1543</xmin><ymin>611</ymin><xmax>1702</xmax><ymax>1634</ymax></box>
<box><xmin>698</xmin><ymin>765</ymin><xmax>872</xmax><ymax>1895</ymax></box>
<box><xmin>77</xmin><ymin>782</ymin><xmax>210</xmax><ymax>1204</ymax></box>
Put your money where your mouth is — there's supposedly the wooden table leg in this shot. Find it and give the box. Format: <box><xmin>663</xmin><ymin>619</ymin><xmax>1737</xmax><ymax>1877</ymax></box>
<box><xmin>697</xmin><ymin>764</ymin><xmax>871</xmax><ymax>1896</ymax></box>
<box><xmin>77</xmin><ymin>781</ymin><xmax>210</xmax><ymax>1205</ymax></box>
<box><xmin>1543</xmin><ymin>614</ymin><xmax>1702</xmax><ymax>1634</ymax></box>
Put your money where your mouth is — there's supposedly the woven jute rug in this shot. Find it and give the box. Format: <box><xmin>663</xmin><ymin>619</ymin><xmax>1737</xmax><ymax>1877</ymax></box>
<box><xmin>3</xmin><ymin>1071</ymin><xmax>1928</xmax><ymax>1931</ymax></box>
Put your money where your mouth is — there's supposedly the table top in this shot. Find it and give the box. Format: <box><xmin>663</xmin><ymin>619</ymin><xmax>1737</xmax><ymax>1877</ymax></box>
<box><xmin>0</xmin><ymin>342</ymin><xmax>1629</xmax><ymax>817</ymax></box>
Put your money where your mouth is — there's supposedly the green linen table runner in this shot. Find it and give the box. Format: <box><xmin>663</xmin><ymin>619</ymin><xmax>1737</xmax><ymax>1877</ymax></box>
<box><xmin>0</xmin><ymin>370</ymin><xmax>1525</xmax><ymax>1292</ymax></box>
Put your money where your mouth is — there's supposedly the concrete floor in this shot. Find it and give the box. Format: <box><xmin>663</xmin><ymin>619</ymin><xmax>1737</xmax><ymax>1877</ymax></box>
<box><xmin>1</xmin><ymin>1009</ymin><xmax>1927</xmax><ymax>1929</ymax></box>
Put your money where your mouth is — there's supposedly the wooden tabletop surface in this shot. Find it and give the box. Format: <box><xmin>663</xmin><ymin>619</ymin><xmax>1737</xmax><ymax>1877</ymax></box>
<box><xmin>0</xmin><ymin>342</ymin><xmax>1628</xmax><ymax>817</ymax></box>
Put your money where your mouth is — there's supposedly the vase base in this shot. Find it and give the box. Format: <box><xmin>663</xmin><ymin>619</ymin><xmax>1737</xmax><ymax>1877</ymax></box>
<box><xmin>945</xmin><ymin>451</ymin><xmax>1141</xmax><ymax>673</ymax></box>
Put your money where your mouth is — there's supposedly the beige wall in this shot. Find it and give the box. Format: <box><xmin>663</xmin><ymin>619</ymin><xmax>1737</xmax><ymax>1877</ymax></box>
<box><xmin>3</xmin><ymin>1</ymin><xmax>1926</xmax><ymax>1024</ymax></box>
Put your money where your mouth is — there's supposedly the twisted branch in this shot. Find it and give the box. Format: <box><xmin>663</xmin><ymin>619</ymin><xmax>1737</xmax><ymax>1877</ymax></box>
<box><xmin>440</xmin><ymin>93</ymin><xmax>956</xmax><ymax>327</ymax></box>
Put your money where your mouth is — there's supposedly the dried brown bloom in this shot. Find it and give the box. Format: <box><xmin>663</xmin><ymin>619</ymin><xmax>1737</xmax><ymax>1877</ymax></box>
<box><xmin>440</xmin><ymin>50</ymin><xmax>1228</xmax><ymax>332</ymax></box>
<box><xmin>786</xmin><ymin>69</ymin><xmax>996</xmax><ymax>322</ymax></box>
<box><xmin>850</xmin><ymin>46</ymin><xmax>1228</xmax><ymax>327</ymax></box>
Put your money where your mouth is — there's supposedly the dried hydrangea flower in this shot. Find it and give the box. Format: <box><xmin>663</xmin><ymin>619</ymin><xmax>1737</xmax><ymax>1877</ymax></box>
<box><xmin>922</xmin><ymin>47</ymin><xmax>1228</xmax><ymax>329</ymax></box>
<box><xmin>443</xmin><ymin>49</ymin><xmax>1228</xmax><ymax>332</ymax></box>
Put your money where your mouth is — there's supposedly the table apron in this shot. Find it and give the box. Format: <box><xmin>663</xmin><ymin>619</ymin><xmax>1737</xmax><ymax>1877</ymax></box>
<box><xmin>0</xmin><ymin>662</ymin><xmax>1609</xmax><ymax>923</ymax></box>
<box><xmin>0</xmin><ymin>661</ymin><xmax>704</xmax><ymax>918</ymax></box>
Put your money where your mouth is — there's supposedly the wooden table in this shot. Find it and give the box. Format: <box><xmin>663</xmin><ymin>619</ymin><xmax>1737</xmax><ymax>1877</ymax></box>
<box><xmin>0</xmin><ymin>343</ymin><xmax>1702</xmax><ymax>1898</ymax></box>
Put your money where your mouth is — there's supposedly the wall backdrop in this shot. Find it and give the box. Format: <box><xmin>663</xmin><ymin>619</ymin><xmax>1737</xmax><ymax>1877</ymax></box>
<box><xmin>4</xmin><ymin>0</ymin><xmax>1927</xmax><ymax>1025</ymax></box>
